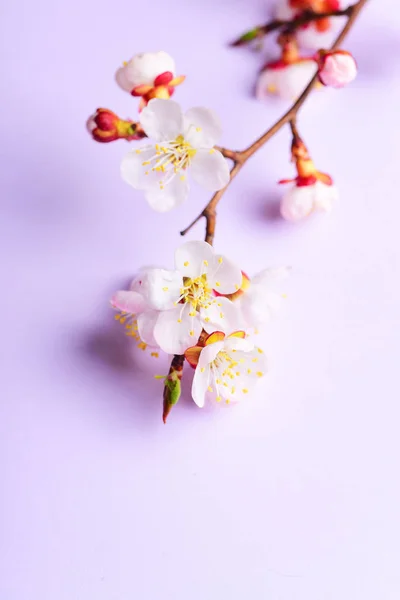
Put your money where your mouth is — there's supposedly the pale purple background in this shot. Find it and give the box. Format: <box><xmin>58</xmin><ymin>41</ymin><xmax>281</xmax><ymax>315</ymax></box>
<box><xmin>1</xmin><ymin>0</ymin><xmax>400</xmax><ymax>598</ymax></box>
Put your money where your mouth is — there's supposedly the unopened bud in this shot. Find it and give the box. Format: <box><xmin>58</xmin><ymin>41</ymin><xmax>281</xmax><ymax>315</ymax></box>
<box><xmin>162</xmin><ymin>355</ymin><xmax>184</xmax><ymax>423</ymax></box>
<box><xmin>316</xmin><ymin>50</ymin><xmax>357</xmax><ymax>88</ymax></box>
<box><xmin>86</xmin><ymin>108</ymin><xmax>145</xmax><ymax>143</ymax></box>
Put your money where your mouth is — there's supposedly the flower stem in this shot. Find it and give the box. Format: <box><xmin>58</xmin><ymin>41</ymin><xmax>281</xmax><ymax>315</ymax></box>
<box><xmin>230</xmin><ymin>4</ymin><xmax>356</xmax><ymax>47</ymax></box>
<box><xmin>180</xmin><ymin>0</ymin><xmax>369</xmax><ymax>246</ymax></box>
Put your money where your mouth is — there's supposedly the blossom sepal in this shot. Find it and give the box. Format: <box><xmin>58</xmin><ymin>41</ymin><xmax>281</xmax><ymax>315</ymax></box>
<box><xmin>87</xmin><ymin>108</ymin><xmax>145</xmax><ymax>143</ymax></box>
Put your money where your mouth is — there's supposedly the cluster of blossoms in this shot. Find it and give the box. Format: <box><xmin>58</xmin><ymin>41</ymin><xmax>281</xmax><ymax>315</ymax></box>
<box><xmin>86</xmin><ymin>0</ymin><xmax>364</xmax><ymax>420</ymax></box>
<box><xmin>233</xmin><ymin>0</ymin><xmax>357</xmax><ymax>101</ymax></box>
<box><xmin>111</xmin><ymin>240</ymin><xmax>288</xmax><ymax>414</ymax></box>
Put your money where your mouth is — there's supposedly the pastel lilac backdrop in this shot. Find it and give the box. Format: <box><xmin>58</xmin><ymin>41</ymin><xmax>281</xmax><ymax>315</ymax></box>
<box><xmin>1</xmin><ymin>1</ymin><xmax>400</xmax><ymax>598</ymax></box>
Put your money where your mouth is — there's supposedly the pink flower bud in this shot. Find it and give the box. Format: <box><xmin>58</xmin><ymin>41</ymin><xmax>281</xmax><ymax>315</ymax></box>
<box><xmin>317</xmin><ymin>50</ymin><xmax>357</xmax><ymax>88</ymax></box>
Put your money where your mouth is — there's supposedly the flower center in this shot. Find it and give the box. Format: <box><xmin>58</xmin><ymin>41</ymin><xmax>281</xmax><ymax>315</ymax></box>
<box><xmin>141</xmin><ymin>134</ymin><xmax>197</xmax><ymax>190</ymax></box>
<box><xmin>208</xmin><ymin>350</ymin><xmax>250</xmax><ymax>404</ymax></box>
<box><xmin>180</xmin><ymin>274</ymin><xmax>213</xmax><ymax>311</ymax></box>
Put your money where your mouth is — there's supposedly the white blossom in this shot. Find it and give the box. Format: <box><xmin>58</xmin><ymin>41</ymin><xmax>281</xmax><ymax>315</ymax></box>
<box><xmin>185</xmin><ymin>331</ymin><xmax>267</xmax><ymax>407</ymax></box>
<box><xmin>121</xmin><ymin>99</ymin><xmax>230</xmax><ymax>212</ymax></box>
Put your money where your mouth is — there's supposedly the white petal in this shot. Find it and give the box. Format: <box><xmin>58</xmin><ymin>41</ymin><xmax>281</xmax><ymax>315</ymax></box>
<box><xmin>243</xmin><ymin>347</ymin><xmax>268</xmax><ymax>379</ymax></box>
<box><xmin>239</xmin><ymin>286</ymin><xmax>282</xmax><ymax>329</ymax></box>
<box><xmin>256</xmin><ymin>69</ymin><xmax>279</xmax><ymax>101</ymax></box>
<box><xmin>111</xmin><ymin>290</ymin><xmax>146</xmax><ymax>314</ymax></box>
<box><xmin>251</xmin><ymin>267</ymin><xmax>290</xmax><ymax>287</ymax></box>
<box><xmin>184</xmin><ymin>107</ymin><xmax>222</xmax><ymax>148</ymax></box>
<box><xmin>130</xmin><ymin>268</ymin><xmax>152</xmax><ymax>292</ymax></box>
<box><xmin>280</xmin><ymin>184</ymin><xmax>315</xmax><ymax>221</ymax></box>
<box><xmin>223</xmin><ymin>336</ymin><xmax>254</xmax><ymax>353</ymax></box>
<box><xmin>200</xmin><ymin>297</ymin><xmax>243</xmax><ymax>335</ymax></box>
<box><xmin>140</xmin><ymin>98</ymin><xmax>183</xmax><ymax>142</ymax></box>
<box><xmin>137</xmin><ymin>310</ymin><xmax>159</xmax><ymax>346</ymax></box>
<box><xmin>191</xmin><ymin>364</ymin><xmax>210</xmax><ymax>408</ymax></box>
<box><xmin>207</xmin><ymin>254</ymin><xmax>242</xmax><ymax>294</ymax></box>
<box><xmin>145</xmin><ymin>175</ymin><xmax>189</xmax><ymax>212</ymax></box>
<box><xmin>199</xmin><ymin>341</ymin><xmax>225</xmax><ymax>367</ymax></box>
<box><xmin>121</xmin><ymin>145</ymin><xmax>159</xmax><ymax>190</ymax></box>
<box><xmin>190</xmin><ymin>149</ymin><xmax>230</xmax><ymax>191</ymax></box>
<box><xmin>119</xmin><ymin>51</ymin><xmax>175</xmax><ymax>88</ymax></box>
<box><xmin>175</xmin><ymin>240</ymin><xmax>215</xmax><ymax>278</ymax></box>
<box><xmin>153</xmin><ymin>304</ymin><xmax>202</xmax><ymax>354</ymax></box>
<box><xmin>115</xmin><ymin>66</ymin><xmax>135</xmax><ymax>92</ymax></box>
<box><xmin>139</xmin><ymin>268</ymin><xmax>182</xmax><ymax>310</ymax></box>
<box><xmin>313</xmin><ymin>182</ymin><xmax>338</xmax><ymax>212</ymax></box>
<box><xmin>296</xmin><ymin>25</ymin><xmax>339</xmax><ymax>51</ymax></box>
<box><xmin>230</xmin><ymin>346</ymin><xmax>267</xmax><ymax>388</ymax></box>
<box><xmin>257</xmin><ymin>62</ymin><xmax>318</xmax><ymax>101</ymax></box>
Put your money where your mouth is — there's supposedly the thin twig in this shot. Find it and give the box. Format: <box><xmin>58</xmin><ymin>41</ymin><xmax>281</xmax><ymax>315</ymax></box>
<box><xmin>180</xmin><ymin>0</ymin><xmax>368</xmax><ymax>245</ymax></box>
<box><xmin>230</xmin><ymin>5</ymin><xmax>355</xmax><ymax>47</ymax></box>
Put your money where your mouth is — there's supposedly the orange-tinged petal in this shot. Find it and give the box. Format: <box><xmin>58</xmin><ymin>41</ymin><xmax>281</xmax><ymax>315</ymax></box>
<box><xmin>184</xmin><ymin>345</ymin><xmax>203</xmax><ymax>368</ymax></box>
<box><xmin>227</xmin><ymin>331</ymin><xmax>246</xmax><ymax>340</ymax></box>
<box><xmin>204</xmin><ymin>331</ymin><xmax>226</xmax><ymax>346</ymax></box>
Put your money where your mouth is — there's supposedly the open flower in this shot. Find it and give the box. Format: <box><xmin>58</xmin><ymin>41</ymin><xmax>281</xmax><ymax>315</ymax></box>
<box><xmin>257</xmin><ymin>59</ymin><xmax>318</xmax><ymax>101</ymax></box>
<box><xmin>115</xmin><ymin>51</ymin><xmax>185</xmax><ymax>109</ymax></box>
<box><xmin>185</xmin><ymin>331</ymin><xmax>267</xmax><ymax>407</ymax></box>
<box><xmin>121</xmin><ymin>99</ymin><xmax>230</xmax><ymax>212</ymax></box>
<box><xmin>275</xmin><ymin>0</ymin><xmax>347</xmax><ymax>49</ymax></box>
<box><xmin>316</xmin><ymin>50</ymin><xmax>357</xmax><ymax>88</ymax></box>
<box><xmin>150</xmin><ymin>241</ymin><xmax>242</xmax><ymax>354</ymax></box>
<box><xmin>223</xmin><ymin>268</ymin><xmax>290</xmax><ymax>332</ymax></box>
<box><xmin>256</xmin><ymin>32</ymin><xmax>317</xmax><ymax>101</ymax></box>
<box><xmin>280</xmin><ymin>130</ymin><xmax>338</xmax><ymax>220</ymax></box>
<box><xmin>111</xmin><ymin>270</ymin><xmax>160</xmax><ymax>355</ymax></box>
<box><xmin>113</xmin><ymin>242</ymin><xmax>242</xmax><ymax>355</ymax></box>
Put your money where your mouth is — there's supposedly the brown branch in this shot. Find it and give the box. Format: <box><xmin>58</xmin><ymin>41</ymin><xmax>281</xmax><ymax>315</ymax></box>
<box><xmin>180</xmin><ymin>0</ymin><xmax>368</xmax><ymax>245</ymax></box>
<box><xmin>230</xmin><ymin>5</ymin><xmax>355</xmax><ymax>47</ymax></box>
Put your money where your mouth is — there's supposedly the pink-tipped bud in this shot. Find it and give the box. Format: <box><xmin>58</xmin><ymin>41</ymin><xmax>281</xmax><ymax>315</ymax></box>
<box><xmin>316</xmin><ymin>50</ymin><xmax>357</xmax><ymax>88</ymax></box>
<box><xmin>86</xmin><ymin>108</ymin><xmax>145</xmax><ymax>143</ymax></box>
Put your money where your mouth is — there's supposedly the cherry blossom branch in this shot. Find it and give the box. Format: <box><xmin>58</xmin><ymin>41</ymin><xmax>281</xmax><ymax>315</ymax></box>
<box><xmin>230</xmin><ymin>4</ymin><xmax>356</xmax><ymax>47</ymax></box>
<box><xmin>180</xmin><ymin>0</ymin><xmax>368</xmax><ymax>246</ymax></box>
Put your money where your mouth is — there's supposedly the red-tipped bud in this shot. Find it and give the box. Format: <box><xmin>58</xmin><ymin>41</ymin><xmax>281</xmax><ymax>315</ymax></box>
<box><xmin>86</xmin><ymin>108</ymin><xmax>145</xmax><ymax>143</ymax></box>
<box><xmin>316</xmin><ymin>50</ymin><xmax>357</xmax><ymax>88</ymax></box>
